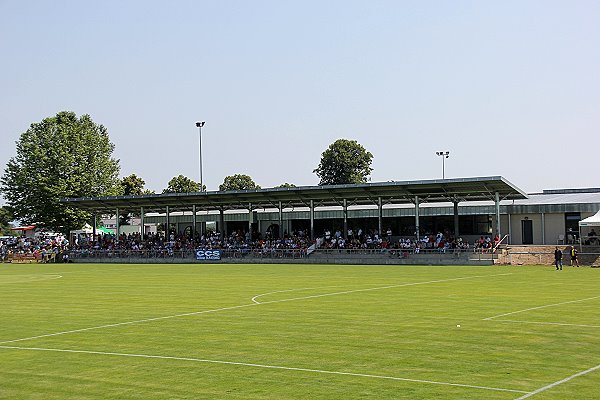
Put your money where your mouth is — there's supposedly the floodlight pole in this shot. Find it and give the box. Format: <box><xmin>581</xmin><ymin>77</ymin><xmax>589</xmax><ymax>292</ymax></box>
<box><xmin>436</xmin><ymin>151</ymin><xmax>450</xmax><ymax>179</ymax></box>
<box><xmin>196</xmin><ymin>121</ymin><xmax>205</xmax><ymax>191</ymax></box>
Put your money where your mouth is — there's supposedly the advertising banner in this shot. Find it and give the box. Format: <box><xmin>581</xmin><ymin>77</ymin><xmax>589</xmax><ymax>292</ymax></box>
<box><xmin>195</xmin><ymin>249</ymin><xmax>222</xmax><ymax>261</ymax></box>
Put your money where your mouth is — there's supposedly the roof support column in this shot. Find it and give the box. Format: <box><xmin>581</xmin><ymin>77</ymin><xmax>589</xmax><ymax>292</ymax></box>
<box><xmin>165</xmin><ymin>206</ymin><xmax>170</xmax><ymax>240</ymax></box>
<box><xmin>219</xmin><ymin>207</ymin><xmax>224</xmax><ymax>240</ymax></box>
<box><xmin>93</xmin><ymin>214</ymin><xmax>97</xmax><ymax>241</ymax></box>
<box><xmin>310</xmin><ymin>200</ymin><xmax>315</xmax><ymax>240</ymax></box>
<box><xmin>343</xmin><ymin>199</ymin><xmax>348</xmax><ymax>240</ymax></box>
<box><xmin>453</xmin><ymin>200</ymin><xmax>459</xmax><ymax>237</ymax></box>
<box><xmin>414</xmin><ymin>196</ymin><xmax>420</xmax><ymax>241</ymax></box>
<box><xmin>541</xmin><ymin>212</ymin><xmax>546</xmax><ymax>245</ymax></box>
<box><xmin>508</xmin><ymin>213</ymin><xmax>512</xmax><ymax>245</ymax></box>
<box><xmin>192</xmin><ymin>205</ymin><xmax>197</xmax><ymax>245</ymax></box>
<box><xmin>115</xmin><ymin>208</ymin><xmax>120</xmax><ymax>242</ymax></box>
<box><xmin>278</xmin><ymin>201</ymin><xmax>283</xmax><ymax>239</ymax></box>
<box><xmin>378</xmin><ymin>197</ymin><xmax>383</xmax><ymax>238</ymax></box>
<box><xmin>495</xmin><ymin>192</ymin><xmax>500</xmax><ymax>238</ymax></box>
<box><xmin>248</xmin><ymin>203</ymin><xmax>253</xmax><ymax>241</ymax></box>
<box><xmin>140</xmin><ymin>207</ymin><xmax>145</xmax><ymax>237</ymax></box>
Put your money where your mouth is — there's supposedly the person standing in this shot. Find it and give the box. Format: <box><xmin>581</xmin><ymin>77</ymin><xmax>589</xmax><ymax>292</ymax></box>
<box><xmin>554</xmin><ymin>247</ymin><xmax>563</xmax><ymax>270</ymax></box>
<box><xmin>570</xmin><ymin>246</ymin><xmax>580</xmax><ymax>267</ymax></box>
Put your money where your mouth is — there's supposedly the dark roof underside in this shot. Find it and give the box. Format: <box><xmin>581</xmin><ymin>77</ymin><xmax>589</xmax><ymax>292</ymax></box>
<box><xmin>60</xmin><ymin>176</ymin><xmax>527</xmax><ymax>213</ymax></box>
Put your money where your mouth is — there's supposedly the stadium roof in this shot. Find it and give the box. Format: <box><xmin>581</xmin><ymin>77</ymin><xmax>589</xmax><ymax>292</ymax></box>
<box><xmin>61</xmin><ymin>176</ymin><xmax>527</xmax><ymax>213</ymax></box>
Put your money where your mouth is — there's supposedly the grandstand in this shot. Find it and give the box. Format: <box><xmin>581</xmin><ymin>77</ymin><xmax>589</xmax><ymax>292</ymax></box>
<box><xmin>58</xmin><ymin>176</ymin><xmax>600</xmax><ymax>265</ymax></box>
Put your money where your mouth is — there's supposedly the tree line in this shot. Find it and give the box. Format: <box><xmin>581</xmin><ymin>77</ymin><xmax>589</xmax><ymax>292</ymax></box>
<box><xmin>0</xmin><ymin>111</ymin><xmax>373</xmax><ymax>233</ymax></box>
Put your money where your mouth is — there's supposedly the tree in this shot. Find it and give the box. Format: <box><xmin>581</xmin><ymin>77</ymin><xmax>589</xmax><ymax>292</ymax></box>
<box><xmin>0</xmin><ymin>206</ymin><xmax>14</xmax><ymax>235</ymax></box>
<box><xmin>118</xmin><ymin>174</ymin><xmax>154</xmax><ymax>225</ymax></box>
<box><xmin>120</xmin><ymin>174</ymin><xmax>152</xmax><ymax>196</ymax></box>
<box><xmin>275</xmin><ymin>183</ymin><xmax>296</xmax><ymax>188</ymax></box>
<box><xmin>313</xmin><ymin>139</ymin><xmax>373</xmax><ymax>185</ymax></box>
<box><xmin>163</xmin><ymin>175</ymin><xmax>202</xmax><ymax>193</ymax></box>
<box><xmin>219</xmin><ymin>174</ymin><xmax>261</xmax><ymax>191</ymax></box>
<box><xmin>0</xmin><ymin>111</ymin><xmax>121</xmax><ymax>233</ymax></box>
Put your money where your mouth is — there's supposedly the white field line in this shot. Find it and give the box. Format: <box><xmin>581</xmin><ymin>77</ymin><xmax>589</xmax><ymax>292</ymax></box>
<box><xmin>0</xmin><ymin>345</ymin><xmax>528</xmax><ymax>394</ymax></box>
<box><xmin>0</xmin><ymin>303</ymin><xmax>257</xmax><ymax>345</ymax></box>
<box><xmin>0</xmin><ymin>273</ymin><xmax>511</xmax><ymax>345</ymax></box>
<box><xmin>514</xmin><ymin>363</ymin><xmax>600</xmax><ymax>399</ymax></box>
<box><xmin>492</xmin><ymin>319</ymin><xmax>600</xmax><ymax>329</ymax></box>
<box><xmin>252</xmin><ymin>287</ymin><xmax>324</xmax><ymax>304</ymax></box>
<box><xmin>0</xmin><ymin>274</ymin><xmax>63</xmax><ymax>284</ymax></box>
<box><xmin>257</xmin><ymin>273</ymin><xmax>513</xmax><ymax>306</ymax></box>
<box><xmin>483</xmin><ymin>295</ymin><xmax>600</xmax><ymax>321</ymax></box>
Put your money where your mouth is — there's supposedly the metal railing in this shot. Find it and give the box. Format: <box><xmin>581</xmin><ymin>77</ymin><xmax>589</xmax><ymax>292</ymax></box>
<box><xmin>312</xmin><ymin>248</ymin><xmax>476</xmax><ymax>258</ymax></box>
<box><xmin>68</xmin><ymin>248</ymin><xmax>308</xmax><ymax>260</ymax></box>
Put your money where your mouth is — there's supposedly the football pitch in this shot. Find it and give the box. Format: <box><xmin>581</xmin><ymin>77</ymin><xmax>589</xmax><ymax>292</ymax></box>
<box><xmin>0</xmin><ymin>263</ymin><xmax>599</xmax><ymax>399</ymax></box>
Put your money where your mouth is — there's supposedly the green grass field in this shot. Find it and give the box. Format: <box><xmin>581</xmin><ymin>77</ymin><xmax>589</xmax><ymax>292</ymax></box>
<box><xmin>0</xmin><ymin>263</ymin><xmax>599</xmax><ymax>399</ymax></box>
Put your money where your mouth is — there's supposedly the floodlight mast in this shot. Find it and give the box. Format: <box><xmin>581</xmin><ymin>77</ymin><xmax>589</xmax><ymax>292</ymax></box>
<box><xmin>436</xmin><ymin>151</ymin><xmax>450</xmax><ymax>179</ymax></box>
<box><xmin>196</xmin><ymin>121</ymin><xmax>205</xmax><ymax>191</ymax></box>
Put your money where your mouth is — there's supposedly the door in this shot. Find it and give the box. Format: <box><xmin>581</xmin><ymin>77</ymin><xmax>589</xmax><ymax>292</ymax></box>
<box><xmin>522</xmin><ymin>220</ymin><xmax>533</xmax><ymax>244</ymax></box>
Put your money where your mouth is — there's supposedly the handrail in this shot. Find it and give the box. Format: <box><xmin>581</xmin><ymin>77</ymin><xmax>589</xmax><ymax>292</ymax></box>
<box><xmin>493</xmin><ymin>234</ymin><xmax>509</xmax><ymax>253</ymax></box>
<box><xmin>311</xmin><ymin>248</ymin><xmax>474</xmax><ymax>256</ymax></box>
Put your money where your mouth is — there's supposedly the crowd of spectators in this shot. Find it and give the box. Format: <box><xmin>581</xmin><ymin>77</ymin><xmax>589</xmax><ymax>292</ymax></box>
<box><xmin>1</xmin><ymin>226</ymin><xmax>500</xmax><ymax>262</ymax></box>
<box><xmin>319</xmin><ymin>227</ymin><xmax>495</xmax><ymax>254</ymax></box>
<box><xmin>0</xmin><ymin>234</ymin><xmax>70</xmax><ymax>262</ymax></box>
<box><xmin>321</xmin><ymin>228</ymin><xmax>392</xmax><ymax>250</ymax></box>
<box><xmin>69</xmin><ymin>229</ymin><xmax>314</xmax><ymax>258</ymax></box>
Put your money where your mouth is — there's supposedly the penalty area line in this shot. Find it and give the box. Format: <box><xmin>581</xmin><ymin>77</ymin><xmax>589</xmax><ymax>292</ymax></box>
<box><xmin>0</xmin><ymin>303</ymin><xmax>258</xmax><ymax>345</ymax></box>
<box><xmin>490</xmin><ymin>319</ymin><xmax>600</xmax><ymax>329</ymax></box>
<box><xmin>483</xmin><ymin>295</ymin><xmax>600</xmax><ymax>321</ymax></box>
<box><xmin>0</xmin><ymin>345</ymin><xmax>528</xmax><ymax>394</ymax></box>
<box><xmin>514</xmin><ymin>363</ymin><xmax>600</xmax><ymax>399</ymax></box>
<box><xmin>251</xmin><ymin>287</ymin><xmax>327</xmax><ymax>304</ymax></box>
<box><xmin>255</xmin><ymin>273</ymin><xmax>514</xmax><ymax>306</ymax></box>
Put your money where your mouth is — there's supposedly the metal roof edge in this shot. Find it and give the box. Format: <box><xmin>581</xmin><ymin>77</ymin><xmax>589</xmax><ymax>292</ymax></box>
<box><xmin>59</xmin><ymin>176</ymin><xmax>524</xmax><ymax>203</ymax></box>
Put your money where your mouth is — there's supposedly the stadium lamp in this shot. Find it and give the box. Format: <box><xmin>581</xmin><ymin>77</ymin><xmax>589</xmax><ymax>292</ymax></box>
<box><xmin>435</xmin><ymin>151</ymin><xmax>450</xmax><ymax>179</ymax></box>
<box><xmin>196</xmin><ymin>121</ymin><xmax>206</xmax><ymax>191</ymax></box>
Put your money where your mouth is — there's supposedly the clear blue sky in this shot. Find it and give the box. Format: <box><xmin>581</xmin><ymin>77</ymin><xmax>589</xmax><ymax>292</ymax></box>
<box><xmin>1</xmin><ymin>0</ymin><xmax>598</xmax><ymax>199</ymax></box>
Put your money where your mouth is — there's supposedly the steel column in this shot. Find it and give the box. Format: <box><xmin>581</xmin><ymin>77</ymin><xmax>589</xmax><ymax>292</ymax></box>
<box><xmin>192</xmin><ymin>205</ymin><xmax>197</xmax><ymax>243</ymax></box>
<box><xmin>343</xmin><ymin>199</ymin><xmax>348</xmax><ymax>239</ymax></box>
<box><xmin>453</xmin><ymin>201</ymin><xmax>459</xmax><ymax>237</ymax></box>
<box><xmin>310</xmin><ymin>200</ymin><xmax>315</xmax><ymax>240</ymax></box>
<box><xmin>508</xmin><ymin>213</ymin><xmax>512</xmax><ymax>244</ymax></box>
<box><xmin>378</xmin><ymin>197</ymin><xmax>383</xmax><ymax>237</ymax></box>
<box><xmin>278</xmin><ymin>201</ymin><xmax>283</xmax><ymax>239</ymax></box>
<box><xmin>166</xmin><ymin>206</ymin><xmax>170</xmax><ymax>239</ymax></box>
<box><xmin>219</xmin><ymin>208</ymin><xmax>224</xmax><ymax>240</ymax></box>
<box><xmin>541</xmin><ymin>212</ymin><xmax>545</xmax><ymax>245</ymax></box>
<box><xmin>93</xmin><ymin>214</ymin><xmax>97</xmax><ymax>240</ymax></box>
<box><xmin>140</xmin><ymin>207</ymin><xmax>145</xmax><ymax>237</ymax></box>
<box><xmin>415</xmin><ymin>196</ymin><xmax>420</xmax><ymax>241</ymax></box>
<box><xmin>248</xmin><ymin>203</ymin><xmax>253</xmax><ymax>239</ymax></box>
<box><xmin>115</xmin><ymin>208</ymin><xmax>120</xmax><ymax>241</ymax></box>
<box><xmin>495</xmin><ymin>192</ymin><xmax>501</xmax><ymax>238</ymax></box>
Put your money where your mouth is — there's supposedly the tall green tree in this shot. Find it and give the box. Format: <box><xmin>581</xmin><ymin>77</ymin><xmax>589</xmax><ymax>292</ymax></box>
<box><xmin>275</xmin><ymin>183</ymin><xmax>296</xmax><ymax>188</ymax></box>
<box><xmin>163</xmin><ymin>175</ymin><xmax>202</xmax><ymax>193</ymax></box>
<box><xmin>0</xmin><ymin>206</ymin><xmax>14</xmax><ymax>235</ymax></box>
<box><xmin>313</xmin><ymin>139</ymin><xmax>373</xmax><ymax>185</ymax></box>
<box><xmin>118</xmin><ymin>174</ymin><xmax>154</xmax><ymax>225</ymax></box>
<box><xmin>219</xmin><ymin>174</ymin><xmax>260</xmax><ymax>191</ymax></box>
<box><xmin>120</xmin><ymin>174</ymin><xmax>154</xmax><ymax>196</ymax></box>
<box><xmin>0</xmin><ymin>111</ymin><xmax>121</xmax><ymax>233</ymax></box>
<box><xmin>121</xmin><ymin>174</ymin><xmax>146</xmax><ymax>196</ymax></box>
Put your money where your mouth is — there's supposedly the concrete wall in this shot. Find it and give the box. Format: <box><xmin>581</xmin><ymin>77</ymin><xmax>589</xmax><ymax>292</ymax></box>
<box><xmin>497</xmin><ymin>245</ymin><xmax>600</xmax><ymax>266</ymax></box>
<box><xmin>543</xmin><ymin>213</ymin><xmax>564</xmax><ymax>245</ymax></box>
<box><xmin>505</xmin><ymin>213</ymin><xmax>565</xmax><ymax>245</ymax></box>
